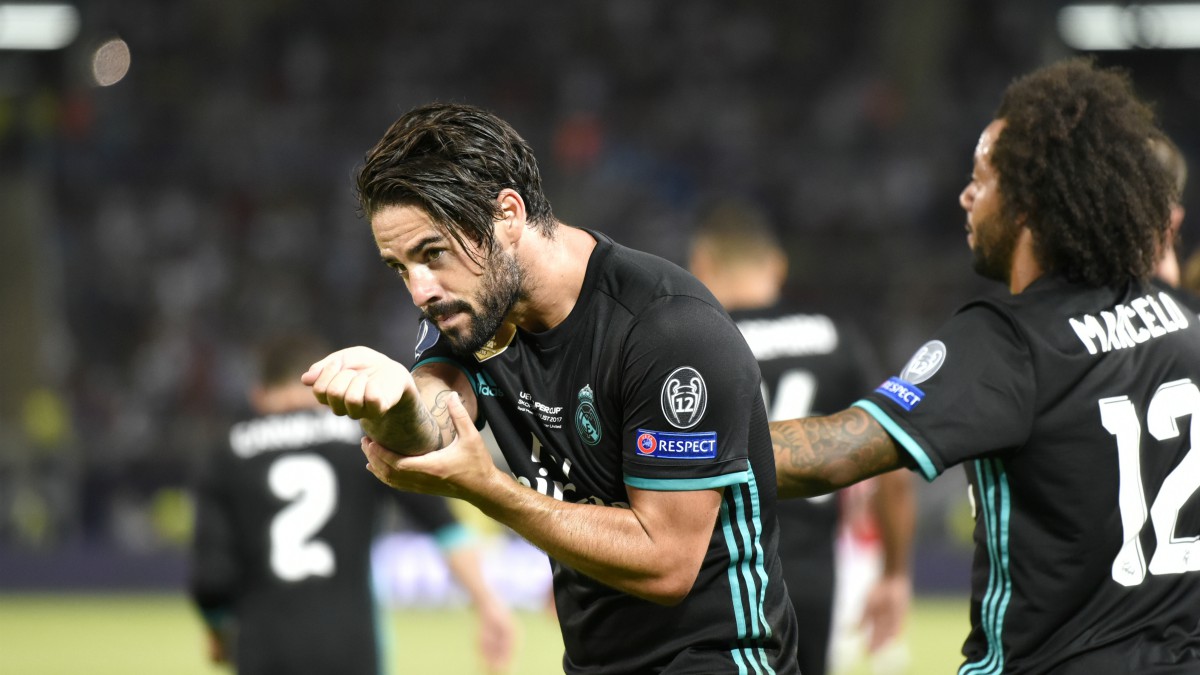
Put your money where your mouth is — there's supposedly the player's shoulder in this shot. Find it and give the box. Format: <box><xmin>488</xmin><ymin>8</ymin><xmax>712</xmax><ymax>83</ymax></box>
<box><xmin>959</xmin><ymin>275</ymin><xmax>1200</xmax><ymax>355</ymax></box>
<box><xmin>978</xmin><ymin>275</ymin><xmax>1188</xmax><ymax>317</ymax></box>
<box><xmin>589</xmin><ymin>230</ymin><xmax>724</xmax><ymax>316</ymax></box>
<box><xmin>956</xmin><ymin>275</ymin><xmax>1120</xmax><ymax>330</ymax></box>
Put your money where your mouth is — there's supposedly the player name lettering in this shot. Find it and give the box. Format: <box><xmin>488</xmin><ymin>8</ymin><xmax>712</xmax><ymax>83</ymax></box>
<box><xmin>1068</xmin><ymin>292</ymin><xmax>1190</xmax><ymax>355</ymax></box>
<box><xmin>230</xmin><ymin>413</ymin><xmax>360</xmax><ymax>458</ymax></box>
<box><xmin>738</xmin><ymin>314</ymin><xmax>839</xmax><ymax>360</ymax></box>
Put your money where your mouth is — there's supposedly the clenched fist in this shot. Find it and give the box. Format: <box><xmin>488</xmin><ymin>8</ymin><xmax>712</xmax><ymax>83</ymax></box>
<box><xmin>301</xmin><ymin>346</ymin><xmax>414</xmax><ymax>421</ymax></box>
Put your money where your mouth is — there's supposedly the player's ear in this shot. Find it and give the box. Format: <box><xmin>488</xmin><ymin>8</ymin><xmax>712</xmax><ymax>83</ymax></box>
<box><xmin>495</xmin><ymin>189</ymin><xmax>528</xmax><ymax>247</ymax></box>
<box><xmin>770</xmin><ymin>249</ymin><xmax>788</xmax><ymax>288</ymax></box>
<box><xmin>688</xmin><ymin>243</ymin><xmax>711</xmax><ymax>279</ymax></box>
<box><xmin>249</xmin><ymin>385</ymin><xmax>268</xmax><ymax>414</ymax></box>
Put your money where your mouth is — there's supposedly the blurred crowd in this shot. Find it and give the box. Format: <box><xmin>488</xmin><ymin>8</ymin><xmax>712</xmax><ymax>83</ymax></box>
<box><xmin>0</xmin><ymin>0</ymin><xmax>1196</xmax><ymax>563</ymax></box>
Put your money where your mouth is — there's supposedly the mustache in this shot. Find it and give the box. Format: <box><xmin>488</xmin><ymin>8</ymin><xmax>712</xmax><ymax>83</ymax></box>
<box><xmin>422</xmin><ymin>300</ymin><xmax>473</xmax><ymax>322</ymax></box>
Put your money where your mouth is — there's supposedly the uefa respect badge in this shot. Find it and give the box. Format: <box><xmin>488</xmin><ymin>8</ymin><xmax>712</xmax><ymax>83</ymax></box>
<box><xmin>635</xmin><ymin>429</ymin><xmax>718</xmax><ymax>459</ymax></box>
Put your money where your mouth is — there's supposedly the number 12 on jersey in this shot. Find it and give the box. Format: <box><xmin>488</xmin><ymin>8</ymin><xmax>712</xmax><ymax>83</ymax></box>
<box><xmin>1100</xmin><ymin>379</ymin><xmax>1200</xmax><ymax>587</ymax></box>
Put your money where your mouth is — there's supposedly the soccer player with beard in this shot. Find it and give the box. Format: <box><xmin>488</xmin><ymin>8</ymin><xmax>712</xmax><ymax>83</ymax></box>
<box><xmin>1149</xmin><ymin>131</ymin><xmax>1188</xmax><ymax>290</ymax></box>
<box><xmin>303</xmin><ymin>103</ymin><xmax>800</xmax><ymax>674</ymax></box>
<box><xmin>770</xmin><ymin>59</ymin><xmax>1200</xmax><ymax>673</ymax></box>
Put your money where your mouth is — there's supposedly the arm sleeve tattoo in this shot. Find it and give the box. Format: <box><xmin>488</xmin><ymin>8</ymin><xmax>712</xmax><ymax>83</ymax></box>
<box><xmin>770</xmin><ymin>407</ymin><xmax>910</xmax><ymax>499</ymax></box>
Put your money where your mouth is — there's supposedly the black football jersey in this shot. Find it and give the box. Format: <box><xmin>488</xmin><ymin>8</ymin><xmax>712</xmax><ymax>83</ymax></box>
<box><xmin>859</xmin><ymin>276</ymin><xmax>1200</xmax><ymax>674</ymax></box>
<box><xmin>414</xmin><ymin>230</ymin><xmax>800</xmax><ymax>674</ymax></box>
<box><xmin>733</xmin><ymin>306</ymin><xmax>880</xmax><ymax>675</ymax></box>
<box><xmin>189</xmin><ymin>408</ymin><xmax>464</xmax><ymax>675</ymax></box>
<box><xmin>733</xmin><ymin>307</ymin><xmax>880</xmax><ymax>565</ymax></box>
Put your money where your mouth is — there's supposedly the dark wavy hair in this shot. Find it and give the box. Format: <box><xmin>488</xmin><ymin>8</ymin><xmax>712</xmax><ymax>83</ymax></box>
<box><xmin>257</xmin><ymin>334</ymin><xmax>330</xmax><ymax>388</ymax></box>
<box><xmin>992</xmin><ymin>58</ymin><xmax>1172</xmax><ymax>286</ymax></box>
<box><xmin>356</xmin><ymin>103</ymin><xmax>555</xmax><ymax>259</ymax></box>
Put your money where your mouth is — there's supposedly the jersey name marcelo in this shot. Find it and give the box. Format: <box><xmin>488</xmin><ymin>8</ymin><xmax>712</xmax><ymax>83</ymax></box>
<box><xmin>1068</xmin><ymin>291</ymin><xmax>1190</xmax><ymax>355</ymax></box>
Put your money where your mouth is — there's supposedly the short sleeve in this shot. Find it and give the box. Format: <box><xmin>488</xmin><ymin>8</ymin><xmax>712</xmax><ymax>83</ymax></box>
<box><xmin>410</xmin><ymin>317</ymin><xmax>488</xmax><ymax>430</ymax></box>
<box><xmin>855</xmin><ymin>303</ymin><xmax>1036</xmax><ymax>481</ymax></box>
<box><xmin>412</xmin><ymin>318</ymin><xmax>475</xmax><ymax>382</ymax></box>
<box><xmin>619</xmin><ymin>296</ymin><xmax>757</xmax><ymax>490</ymax></box>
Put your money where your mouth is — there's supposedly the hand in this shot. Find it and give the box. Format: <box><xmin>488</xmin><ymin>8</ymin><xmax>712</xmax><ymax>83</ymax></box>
<box><xmin>477</xmin><ymin>599</ymin><xmax>517</xmax><ymax>674</ymax></box>
<box><xmin>205</xmin><ymin>629</ymin><xmax>229</xmax><ymax>665</ymax></box>
<box><xmin>859</xmin><ymin>572</ymin><xmax>911</xmax><ymax>652</ymax></box>
<box><xmin>301</xmin><ymin>346</ymin><xmax>413</xmax><ymax>420</ymax></box>
<box><xmin>361</xmin><ymin>392</ymin><xmax>504</xmax><ymax>502</ymax></box>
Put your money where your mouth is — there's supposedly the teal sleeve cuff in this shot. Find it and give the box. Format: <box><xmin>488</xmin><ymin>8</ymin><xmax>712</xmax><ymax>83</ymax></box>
<box><xmin>200</xmin><ymin>607</ymin><xmax>233</xmax><ymax>631</ymax></box>
<box><xmin>852</xmin><ymin>400</ymin><xmax>939</xmax><ymax>482</ymax></box>
<box><xmin>624</xmin><ymin>469</ymin><xmax>750</xmax><ymax>491</ymax></box>
<box><xmin>413</xmin><ymin>357</ymin><xmax>474</xmax><ymax>384</ymax></box>
<box><xmin>432</xmin><ymin>523</ymin><xmax>475</xmax><ymax>553</ymax></box>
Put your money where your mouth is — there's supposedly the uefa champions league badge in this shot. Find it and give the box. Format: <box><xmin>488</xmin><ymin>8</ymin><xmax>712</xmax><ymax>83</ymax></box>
<box><xmin>414</xmin><ymin>318</ymin><xmax>440</xmax><ymax>360</ymax></box>
<box><xmin>660</xmin><ymin>367</ymin><xmax>707</xmax><ymax>429</ymax></box>
<box><xmin>575</xmin><ymin>384</ymin><xmax>602</xmax><ymax>445</ymax></box>
<box><xmin>899</xmin><ymin>340</ymin><xmax>946</xmax><ymax>384</ymax></box>
<box><xmin>875</xmin><ymin>340</ymin><xmax>946</xmax><ymax>411</ymax></box>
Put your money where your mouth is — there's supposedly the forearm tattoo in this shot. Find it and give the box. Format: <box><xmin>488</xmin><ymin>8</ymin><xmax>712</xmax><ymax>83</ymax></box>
<box><xmin>428</xmin><ymin>389</ymin><xmax>458</xmax><ymax>449</ymax></box>
<box><xmin>366</xmin><ymin>389</ymin><xmax>446</xmax><ymax>455</ymax></box>
<box><xmin>770</xmin><ymin>407</ymin><xmax>902</xmax><ymax>495</ymax></box>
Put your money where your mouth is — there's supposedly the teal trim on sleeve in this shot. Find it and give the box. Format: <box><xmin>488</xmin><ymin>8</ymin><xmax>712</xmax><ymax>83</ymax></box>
<box><xmin>432</xmin><ymin>523</ymin><xmax>475</xmax><ymax>552</ymax></box>
<box><xmin>371</xmin><ymin>572</ymin><xmax>395</xmax><ymax>675</ymax></box>
<box><xmin>852</xmin><ymin>400</ymin><xmax>939</xmax><ymax>482</ymax></box>
<box><xmin>200</xmin><ymin>607</ymin><xmax>232</xmax><ymax>631</ymax></box>
<box><xmin>413</xmin><ymin>356</ymin><xmax>474</xmax><ymax>385</ymax></box>
<box><xmin>624</xmin><ymin>470</ymin><xmax>749</xmax><ymax>491</ymax></box>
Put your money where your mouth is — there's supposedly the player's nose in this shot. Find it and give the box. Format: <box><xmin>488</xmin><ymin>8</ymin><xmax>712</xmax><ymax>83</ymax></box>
<box><xmin>406</xmin><ymin>267</ymin><xmax>443</xmax><ymax>307</ymax></box>
<box><xmin>959</xmin><ymin>183</ymin><xmax>974</xmax><ymax>211</ymax></box>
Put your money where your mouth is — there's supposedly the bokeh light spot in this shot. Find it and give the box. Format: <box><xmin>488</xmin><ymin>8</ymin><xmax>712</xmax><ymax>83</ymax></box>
<box><xmin>91</xmin><ymin>38</ymin><xmax>131</xmax><ymax>87</ymax></box>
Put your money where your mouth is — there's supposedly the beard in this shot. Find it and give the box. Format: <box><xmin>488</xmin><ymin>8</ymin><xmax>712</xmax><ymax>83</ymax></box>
<box><xmin>970</xmin><ymin>212</ymin><xmax>1021</xmax><ymax>284</ymax></box>
<box><xmin>423</xmin><ymin>248</ymin><xmax>523</xmax><ymax>356</ymax></box>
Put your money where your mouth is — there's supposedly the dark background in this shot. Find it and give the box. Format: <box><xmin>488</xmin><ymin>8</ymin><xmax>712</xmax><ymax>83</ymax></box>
<box><xmin>1</xmin><ymin>0</ymin><xmax>1198</xmax><ymax>591</ymax></box>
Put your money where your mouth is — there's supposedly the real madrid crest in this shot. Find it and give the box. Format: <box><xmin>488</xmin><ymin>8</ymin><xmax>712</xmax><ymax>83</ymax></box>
<box><xmin>575</xmin><ymin>384</ymin><xmax>603</xmax><ymax>446</ymax></box>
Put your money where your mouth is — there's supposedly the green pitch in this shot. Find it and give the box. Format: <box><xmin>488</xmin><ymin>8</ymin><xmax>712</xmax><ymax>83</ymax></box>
<box><xmin>0</xmin><ymin>593</ymin><xmax>968</xmax><ymax>673</ymax></box>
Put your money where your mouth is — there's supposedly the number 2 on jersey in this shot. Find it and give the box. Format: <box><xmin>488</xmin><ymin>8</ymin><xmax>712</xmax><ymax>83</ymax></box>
<box><xmin>1100</xmin><ymin>379</ymin><xmax>1200</xmax><ymax>587</ymax></box>
<box><xmin>268</xmin><ymin>454</ymin><xmax>338</xmax><ymax>582</ymax></box>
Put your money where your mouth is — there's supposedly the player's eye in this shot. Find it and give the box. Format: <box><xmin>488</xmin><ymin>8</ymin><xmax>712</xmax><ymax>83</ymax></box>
<box><xmin>427</xmin><ymin>249</ymin><xmax>445</xmax><ymax>263</ymax></box>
